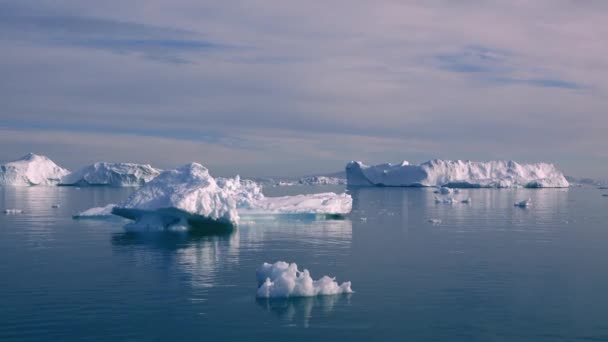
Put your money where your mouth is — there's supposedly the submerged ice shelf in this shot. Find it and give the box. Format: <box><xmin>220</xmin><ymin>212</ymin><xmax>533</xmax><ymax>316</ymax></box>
<box><xmin>256</xmin><ymin>261</ymin><xmax>353</xmax><ymax>298</ymax></box>
<box><xmin>346</xmin><ymin>159</ymin><xmax>569</xmax><ymax>188</ymax></box>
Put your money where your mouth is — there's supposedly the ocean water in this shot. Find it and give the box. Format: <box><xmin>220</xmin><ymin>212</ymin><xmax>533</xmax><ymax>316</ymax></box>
<box><xmin>1</xmin><ymin>185</ymin><xmax>607</xmax><ymax>341</ymax></box>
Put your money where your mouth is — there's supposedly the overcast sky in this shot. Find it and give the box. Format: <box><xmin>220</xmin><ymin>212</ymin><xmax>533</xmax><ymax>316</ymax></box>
<box><xmin>0</xmin><ymin>0</ymin><xmax>606</xmax><ymax>177</ymax></box>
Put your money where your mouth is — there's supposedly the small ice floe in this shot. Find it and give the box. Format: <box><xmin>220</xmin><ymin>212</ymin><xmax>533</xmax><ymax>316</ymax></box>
<box><xmin>434</xmin><ymin>196</ymin><xmax>457</xmax><ymax>204</ymax></box>
<box><xmin>51</xmin><ymin>204</ymin><xmax>60</xmax><ymax>209</ymax></box>
<box><xmin>4</xmin><ymin>209</ymin><xmax>24</xmax><ymax>214</ymax></box>
<box><xmin>72</xmin><ymin>204</ymin><xmax>116</xmax><ymax>219</ymax></box>
<box><xmin>428</xmin><ymin>218</ymin><xmax>442</xmax><ymax>225</ymax></box>
<box><xmin>460</xmin><ymin>197</ymin><xmax>471</xmax><ymax>204</ymax></box>
<box><xmin>359</xmin><ymin>217</ymin><xmax>367</xmax><ymax>222</ymax></box>
<box><xmin>256</xmin><ymin>261</ymin><xmax>353</xmax><ymax>298</ymax></box>
<box><xmin>514</xmin><ymin>198</ymin><xmax>532</xmax><ymax>208</ymax></box>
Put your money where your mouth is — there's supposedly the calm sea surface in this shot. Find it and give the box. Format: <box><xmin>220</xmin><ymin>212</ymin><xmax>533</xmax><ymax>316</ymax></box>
<box><xmin>1</xmin><ymin>185</ymin><xmax>607</xmax><ymax>341</ymax></box>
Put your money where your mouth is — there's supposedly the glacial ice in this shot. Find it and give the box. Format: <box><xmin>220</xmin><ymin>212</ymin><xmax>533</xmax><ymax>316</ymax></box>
<box><xmin>514</xmin><ymin>199</ymin><xmax>532</xmax><ymax>208</ymax></box>
<box><xmin>256</xmin><ymin>261</ymin><xmax>353</xmax><ymax>298</ymax></box>
<box><xmin>346</xmin><ymin>159</ymin><xmax>569</xmax><ymax>188</ymax></box>
<box><xmin>77</xmin><ymin>163</ymin><xmax>352</xmax><ymax>230</ymax></box>
<box><xmin>61</xmin><ymin>162</ymin><xmax>161</xmax><ymax>187</ymax></box>
<box><xmin>0</xmin><ymin>153</ymin><xmax>70</xmax><ymax>186</ymax></box>
<box><xmin>296</xmin><ymin>176</ymin><xmax>346</xmax><ymax>186</ymax></box>
<box><xmin>428</xmin><ymin>218</ymin><xmax>442</xmax><ymax>224</ymax></box>
<box><xmin>112</xmin><ymin>163</ymin><xmax>239</xmax><ymax>230</ymax></box>
<box><xmin>73</xmin><ymin>204</ymin><xmax>117</xmax><ymax>219</ymax></box>
<box><xmin>4</xmin><ymin>209</ymin><xmax>25</xmax><ymax>214</ymax></box>
<box><xmin>239</xmin><ymin>193</ymin><xmax>352</xmax><ymax>218</ymax></box>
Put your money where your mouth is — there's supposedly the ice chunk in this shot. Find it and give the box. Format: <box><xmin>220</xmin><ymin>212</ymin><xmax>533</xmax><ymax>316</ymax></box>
<box><xmin>428</xmin><ymin>218</ymin><xmax>442</xmax><ymax>224</ymax></box>
<box><xmin>256</xmin><ymin>261</ymin><xmax>353</xmax><ymax>298</ymax></box>
<box><xmin>514</xmin><ymin>198</ymin><xmax>532</xmax><ymax>208</ymax></box>
<box><xmin>240</xmin><ymin>192</ymin><xmax>352</xmax><ymax>218</ymax></box>
<box><xmin>73</xmin><ymin>204</ymin><xmax>117</xmax><ymax>219</ymax></box>
<box><xmin>296</xmin><ymin>176</ymin><xmax>346</xmax><ymax>186</ymax></box>
<box><xmin>347</xmin><ymin>159</ymin><xmax>569</xmax><ymax>188</ymax></box>
<box><xmin>439</xmin><ymin>187</ymin><xmax>453</xmax><ymax>195</ymax></box>
<box><xmin>4</xmin><ymin>208</ymin><xmax>24</xmax><ymax>214</ymax></box>
<box><xmin>434</xmin><ymin>196</ymin><xmax>458</xmax><ymax>204</ymax></box>
<box><xmin>61</xmin><ymin>162</ymin><xmax>161</xmax><ymax>187</ymax></box>
<box><xmin>51</xmin><ymin>204</ymin><xmax>61</xmax><ymax>209</ymax></box>
<box><xmin>461</xmin><ymin>197</ymin><xmax>472</xmax><ymax>204</ymax></box>
<box><xmin>112</xmin><ymin>163</ymin><xmax>239</xmax><ymax>230</ymax></box>
<box><xmin>219</xmin><ymin>177</ymin><xmax>352</xmax><ymax>218</ymax></box>
<box><xmin>0</xmin><ymin>153</ymin><xmax>70</xmax><ymax>186</ymax></box>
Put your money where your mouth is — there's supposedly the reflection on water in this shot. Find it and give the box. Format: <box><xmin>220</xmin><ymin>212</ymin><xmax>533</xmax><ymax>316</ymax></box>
<box><xmin>112</xmin><ymin>229</ymin><xmax>239</xmax><ymax>290</ymax></box>
<box><xmin>256</xmin><ymin>294</ymin><xmax>351</xmax><ymax>328</ymax></box>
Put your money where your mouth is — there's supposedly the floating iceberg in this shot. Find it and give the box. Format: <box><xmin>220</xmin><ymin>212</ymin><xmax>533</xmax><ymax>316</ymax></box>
<box><xmin>4</xmin><ymin>208</ymin><xmax>25</xmax><ymax>214</ymax></box>
<box><xmin>0</xmin><ymin>153</ymin><xmax>70</xmax><ymax>186</ymax></box>
<box><xmin>73</xmin><ymin>204</ymin><xmax>117</xmax><ymax>219</ymax></box>
<box><xmin>111</xmin><ymin>163</ymin><xmax>239</xmax><ymax>231</ymax></box>
<box><xmin>256</xmin><ymin>261</ymin><xmax>353</xmax><ymax>298</ymax></box>
<box><xmin>61</xmin><ymin>162</ymin><xmax>161</xmax><ymax>187</ymax></box>
<box><xmin>428</xmin><ymin>218</ymin><xmax>442</xmax><ymax>224</ymax></box>
<box><xmin>346</xmin><ymin>160</ymin><xmax>569</xmax><ymax>188</ymax></box>
<box><xmin>296</xmin><ymin>176</ymin><xmax>346</xmax><ymax>186</ymax></box>
<box><xmin>514</xmin><ymin>199</ymin><xmax>532</xmax><ymax>208</ymax></box>
<box><xmin>240</xmin><ymin>193</ymin><xmax>352</xmax><ymax>219</ymax></box>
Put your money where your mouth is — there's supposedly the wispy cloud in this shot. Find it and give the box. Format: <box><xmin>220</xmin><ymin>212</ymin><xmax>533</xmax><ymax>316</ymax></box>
<box><xmin>0</xmin><ymin>2</ymin><xmax>228</xmax><ymax>63</ymax></box>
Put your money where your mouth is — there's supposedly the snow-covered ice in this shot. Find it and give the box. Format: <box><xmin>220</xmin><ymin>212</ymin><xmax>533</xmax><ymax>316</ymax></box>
<box><xmin>61</xmin><ymin>162</ymin><xmax>161</xmax><ymax>187</ymax></box>
<box><xmin>112</xmin><ymin>163</ymin><xmax>239</xmax><ymax>230</ymax></box>
<box><xmin>256</xmin><ymin>261</ymin><xmax>353</xmax><ymax>298</ymax></box>
<box><xmin>514</xmin><ymin>199</ymin><xmax>532</xmax><ymax>208</ymax></box>
<box><xmin>0</xmin><ymin>153</ymin><xmax>70</xmax><ymax>186</ymax></box>
<box><xmin>240</xmin><ymin>193</ymin><xmax>352</xmax><ymax>218</ymax></box>
<box><xmin>296</xmin><ymin>176</ymin><xmax>346</xmax><ymax>186</ymax></box>
<box><xmin>78</xmin><ymin>163</ymin><xmax>351</xmax><ymax>230</ymax></box>
<box><xmin>73</xmin><ymin>204</ymin><xmax>117</xmax><ymax>219</ymax></box>
<box><xmin>428</xmin><ymin>218</ymin><xmax>442</xmax><ymax>224</ymax></box>
<box><xmin>346</xmin><ymin>160</ymin><xmax>569</xmax><ymax>188</ymax></box>
<box><xmin>4</xmin><ymin>209</ymin><xmax>25</xmax><ymax>214</ymax></box>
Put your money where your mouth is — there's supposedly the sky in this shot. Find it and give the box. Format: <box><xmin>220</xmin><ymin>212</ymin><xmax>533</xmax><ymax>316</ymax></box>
<box><xmin>0</xmin><ymin>0</ymin><xmax>606</xmax><ymax>177</ymax></box>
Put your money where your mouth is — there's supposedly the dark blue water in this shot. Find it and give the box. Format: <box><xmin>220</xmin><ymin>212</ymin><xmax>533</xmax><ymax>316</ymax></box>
<box><xmin>1</xmin><ymin>185</ymin><xmax>607</xmax><ymax>341</ymax></box>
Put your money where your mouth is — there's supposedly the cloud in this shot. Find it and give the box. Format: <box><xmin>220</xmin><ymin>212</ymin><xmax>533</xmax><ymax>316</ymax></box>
<box><xmin>0</xmin><ymin>0</ymin><xmax>607</xmax><ymax>177</ymax></box>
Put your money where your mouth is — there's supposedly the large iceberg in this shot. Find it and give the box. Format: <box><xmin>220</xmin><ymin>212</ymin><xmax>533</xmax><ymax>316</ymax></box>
<box><xmin>346</xmin><ymin>160</ymin><xmax>569</xmax><ymax>188</ymax></box>
<box><xmin>256</xmin><ymin>261</ymin><xmax>353</xmax><ymax>298</ymax></box>
<box><xmin>0</xmin><ymin>153</ymin><xmax>70</xmax><ymax>186</ymax></box>
<box><xmin>112</xmin><ymin>163</ymin><xmax>239</xmax><ymax>231</ymax></box>
<box><xmin>61</xmin><ymin>162</ymin><xmax>161</xmax><ymax>187</ymax></box>
<box><xmin>108</xmin><ymin>163</ymin><xmax>352</xmax><ymax>231</ymax></box>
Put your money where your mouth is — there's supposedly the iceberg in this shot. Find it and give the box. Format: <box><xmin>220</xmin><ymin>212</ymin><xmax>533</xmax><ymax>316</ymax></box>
<box><xmin>0</xmin><ymin>153</ymin><xmax>70</xmax><ymax>186</ymax></box>
<box><xmin>256</xmin><ymin>261</ymin><xmax>353</xmax><ymax>298</ymax></box>
<box><xmin>239</xmin><ymin>193</ymin><xmax>352</xmax><ymax>219</ymax></box>
<box><xmin>97</xmin><ymin>162</ymin><xmax>351</xmax><ymax>231</ymax></box>
<box><xmin>296</xmin><ymin>176</ymin><xmax>346</xmax><ymax>186</ymax></box>
<box><xmin>61</xmin><ymin>162</ymin><xmax>161</xmax><ymax>187</ymax></box>
<box><xmin>4</xmin><ymin>208</ymin><xmax>25</xmax><ymax>214</ymax></box>
<box><xmin>514</xmin><ymin>198</ymin><xmax>532</xmax><ymax>208</ymax></box>
<box><xmin>346</xmin><ymin>160</ymin><xmax>569</xmax><ymax>188</ymax></box>
<box><xmin>73</xmin><ymin>204</ymin><xmax>117</xmax><ymax>219</ymax></box>
<box><xmin>111</xmin><ymin>163</ymin><xmax>239</xmax><ymax>231</ymax></box>
<box><xmin>428</xmin><ymin>218</ymin><xmax>442</xmax><ymax>224</ymax></box>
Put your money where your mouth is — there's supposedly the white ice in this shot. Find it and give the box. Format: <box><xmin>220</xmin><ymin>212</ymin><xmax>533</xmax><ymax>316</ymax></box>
<box><xmin>428</xmin><ymin>218</ymin><xmax>442</xmax><ymax>224</ymax></box>
<box><xmin>514</xmin><ymin>198</ymin><xmax>532</xmax><ymax>208</ymax></box>
<box><xmin>73</xmin><ymin>204</ymin><xmax>117</xmax><ymax>219</ymax></box>
<box><xmin>112</xmin><ymin>163</ymin><xmax>239</xmax><ymax>230</ymax></box>
<box><xmin>4</xmin><ymin>209</ymin><xmax>25</xmax><ymax>214</ymax></box>
<box><xmin>61</xmin><ymin>162</ymin><xmax>161</xmax><ymax>187</ymax></box>
<box><xmin>347</xmin><ymin>159</ymin><xmax>569</xmax><ymax>188</ymax></box>
<box><xmin>256</xmin><ymin>261</ymin><xmax>353</xmax><ymax>298</ymax></box>
<box><xmin>0</xmin><ymin>153</ymin><xmax>70</xmax><ymax>186</ymax></box>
